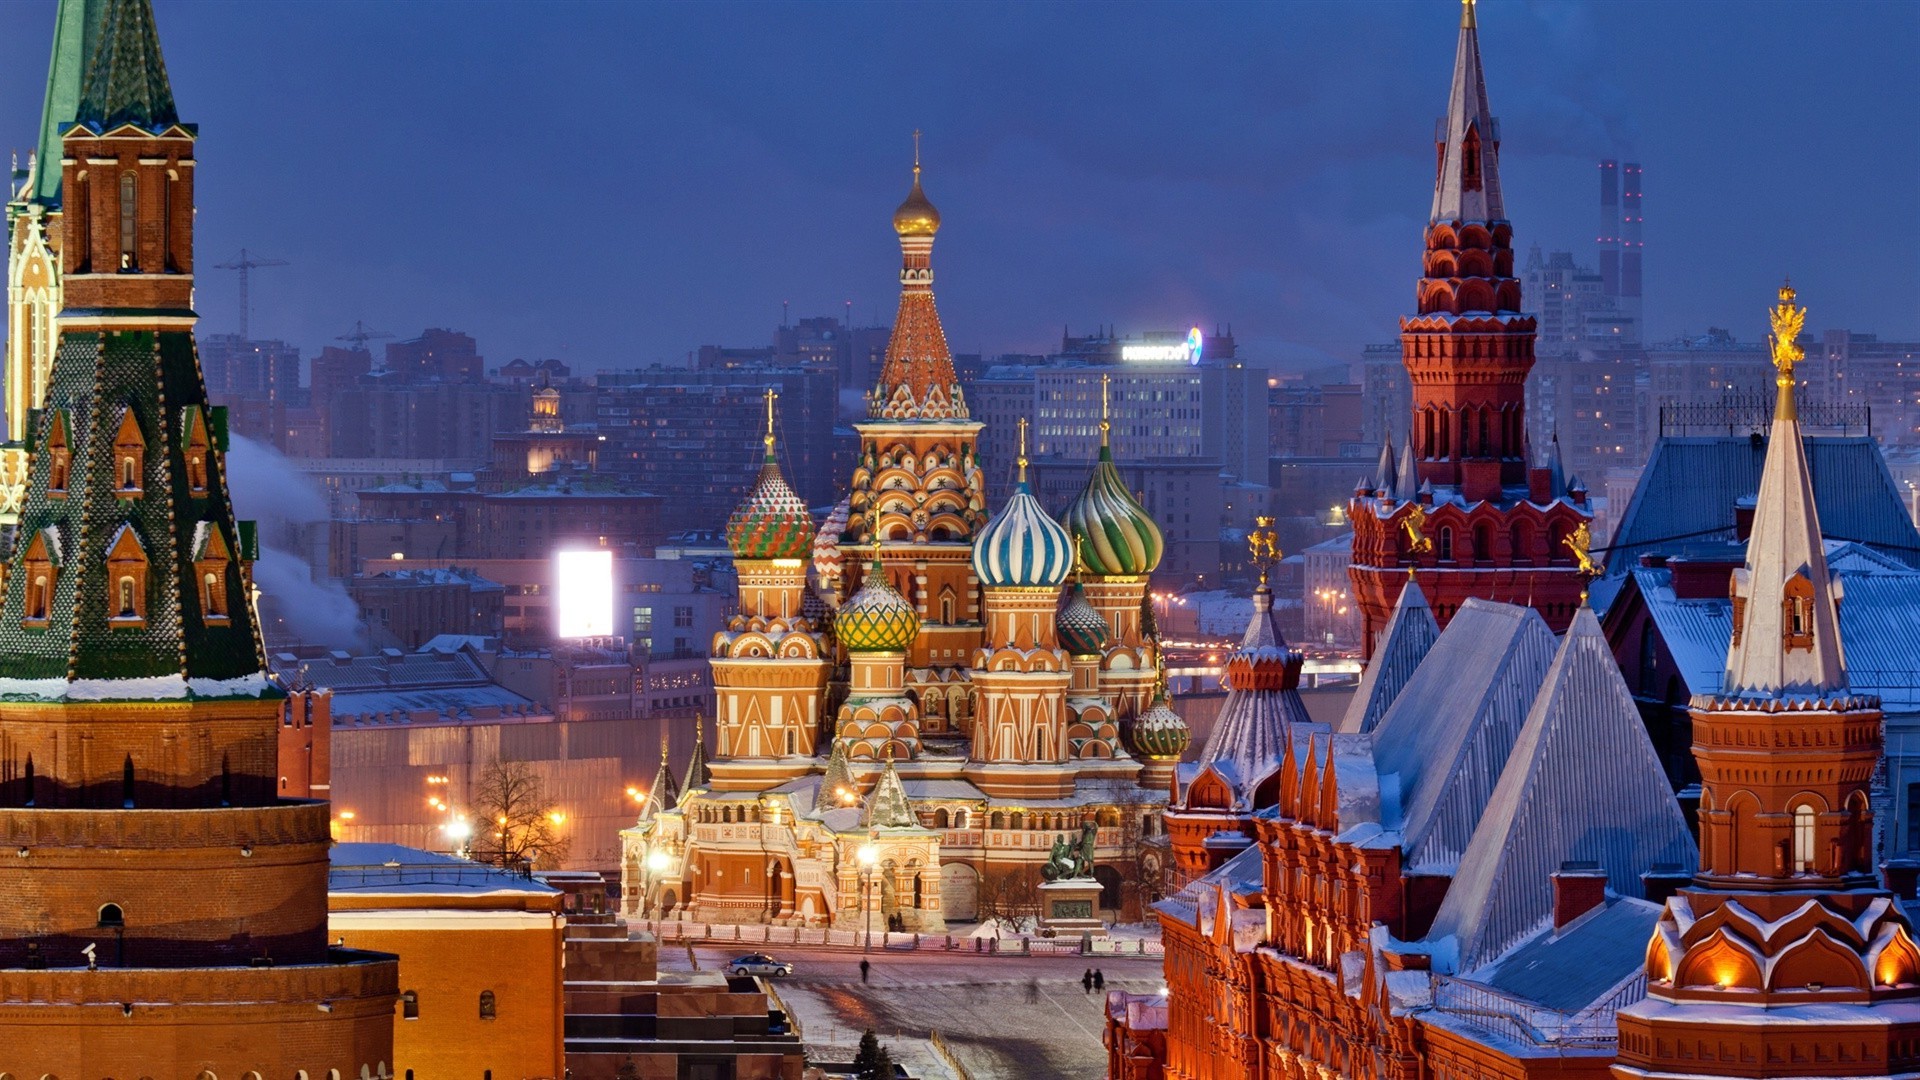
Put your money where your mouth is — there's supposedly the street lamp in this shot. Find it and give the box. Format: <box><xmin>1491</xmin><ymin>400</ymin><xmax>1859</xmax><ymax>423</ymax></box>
<box><xmin>444</xmin><ymin>818</ymin><xmax>473</xmax><ymax>859</ymax></box>
<box><xmin>645</xmin><ymin>846</ymin><xmax>672</xmax><ymax>919</ymax></box>
<box><xmin>857</xmin><ymin>842</ymin><xmax>879</xmax><ymax>953</ymax></box>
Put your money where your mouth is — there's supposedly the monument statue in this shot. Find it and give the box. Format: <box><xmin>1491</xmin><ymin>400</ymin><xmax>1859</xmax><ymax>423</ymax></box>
<box><xmin>1042</xmin><ymin>821</ymin><xmax>1099</xmax><ymax>881</ymax></box>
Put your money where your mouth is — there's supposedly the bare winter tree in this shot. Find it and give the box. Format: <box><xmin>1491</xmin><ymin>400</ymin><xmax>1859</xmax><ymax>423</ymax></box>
<box><xmin>468</xmin><ymin>759</ymin><xmax>571</xmax><ymax>871</ymax></box>
<box><xmin>977</xmin><ymin>864</ymin><xmax>1044</xmax><ymax>933</ymax></box>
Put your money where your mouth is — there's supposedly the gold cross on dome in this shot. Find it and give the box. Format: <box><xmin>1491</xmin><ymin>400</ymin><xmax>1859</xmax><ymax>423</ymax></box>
<box><xmin>1017</xmin><ymin>417</ymin><xmax>1030</xmax><ymax>483</ymax></box>
<box><xmin>763</xmin><ymin>388</ymin><xmax>778</xmax><ymax>455</ymax></box>
<box><xmin>913</xmin><ymin>129</ymin><xmax>922</xmax><ymax>168</ymax></box>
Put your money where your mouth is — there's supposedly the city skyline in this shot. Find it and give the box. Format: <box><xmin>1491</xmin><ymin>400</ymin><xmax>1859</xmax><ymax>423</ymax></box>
<box><xmin>1</xmin><ymin>0</ymin><xmax>1914</xmax><ymax>371</ymax></box>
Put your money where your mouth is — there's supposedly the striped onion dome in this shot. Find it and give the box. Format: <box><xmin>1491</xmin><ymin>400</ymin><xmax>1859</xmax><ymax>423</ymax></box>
<box><xmin>1131</xmin><ymin>691</ymin><xmax>1190</xmax><ymax>759</ymax></box>
<box><xmin>836</xmin><ymin>561</ymin><xmax>921</xmax><ymax>652</ymax></box>
<box><xmin>971</xmin><ymin>480</ymin><xmax>1072</xmax><ymax>589</ymax></box>
<box><xmin>812</xmin><ymin>495</ymin><xmax>852</xmax><ymax>589</ymax></box>
<box><xmin>1062</xmin><ymin>445</ymin><xmax>1164</xmax><ymax>576</ymax></box>
<box><xmin>725</xmin><ymin>454</ymin><xmax>812</xmax><ymax>560</ymax></box>
<box><xmin>1056</xmin><ymin>579</ymin><xmax>1111</xmax><ymax>656</ymax></box>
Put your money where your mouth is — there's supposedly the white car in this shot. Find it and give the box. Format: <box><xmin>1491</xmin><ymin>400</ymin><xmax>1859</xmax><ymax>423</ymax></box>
<box><xmin>727</xmin><ymin>953</ymin><xmax>793</xmax><ymax>977</ymax></box>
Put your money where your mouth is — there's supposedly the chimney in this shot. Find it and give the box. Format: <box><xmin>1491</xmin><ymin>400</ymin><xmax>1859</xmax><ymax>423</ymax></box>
<box><xmin>1884</xmin><ymin>859</ymin><xmax>1920</xmax><ymax>901</ymax></box>
<box><xmin>1552</xmin><ymin>861</ymin><xmax>1607</xmax><ymax>929</ymax></box>
<box><xmin>1640</xmin><ymin>863</ymin><xmax>1691</xmax><ymax>908</ymax></box>
<box><xmin>1527</xmin><ymin>465</ymin><xmax>1553</xmax><ymax>505</ymax></box>
<box><xmin>1734</xmin><ymin>495</ymin><xmax>1758</xmax><ymax>542</ymax></box>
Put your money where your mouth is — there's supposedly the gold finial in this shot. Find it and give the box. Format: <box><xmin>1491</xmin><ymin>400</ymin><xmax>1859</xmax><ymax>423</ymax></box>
<box><xmin>1017</xmin><ymin>417</ymin><xmax>1030</xmax><ymax>484</ymax></box>
<box><xmin>763</xmin><ymin>388</ymin><xmax>778</xmax><ymax>458</ymax></box>
<box><xmin>1400</xmin><ymin>504</ymin><xmax>1434</xmax><ymax>560</ymax></box>
<box><xmin>1072</xmin><ymin>533</ymin><xmax>1088</xmax><ymax>579</ymax></box>
<box><xmin>1564</xmin><ymin>521</ymin><xmax>1603</xmax><ymax>579</ymax></box>
<box><xmin>1248</xmin><ymin>515</ymin><xmax>1281</xmax><ymax>586</ymax></box>
<box><xmin>1099</xmin><ymin>373</ymin><xmax>1111</xmax><ymax>447</ymax></box>
<box><xmin>1769</xmin><ymin>280</ymin><xmax>1807</xmax><ymax>420</ymax></box>
<box><xmin>1461</xmin><ymin>0</ymin><xmax>1476</xmax><ymax>29</ymax></box>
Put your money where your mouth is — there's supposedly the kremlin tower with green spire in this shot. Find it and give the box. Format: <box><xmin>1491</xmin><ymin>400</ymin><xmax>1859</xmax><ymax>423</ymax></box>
<box><xmin>0</xmin><ymin>1</ymin><xmax>396</xmax><ymax>1074</ymax></box>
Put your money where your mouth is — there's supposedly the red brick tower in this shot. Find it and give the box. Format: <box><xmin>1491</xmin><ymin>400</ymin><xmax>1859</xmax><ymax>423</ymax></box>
<box><xmin>1613</xmin><ymin>287</ymin><xmax>1920</xmax><ymax>1079</ymax></box>
<box><xmin>1348</xmin><ymin>0</ymin><xmax>1589</xmax><ymax>656</ymax></box>
<box><xmin>0</xmin><ymin>2</ymin><xmax>396</xmax><ymax>1074</ymax></box>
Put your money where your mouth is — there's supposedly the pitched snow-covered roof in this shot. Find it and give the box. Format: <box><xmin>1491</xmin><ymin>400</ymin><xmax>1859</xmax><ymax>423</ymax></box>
<box><xmin>1423</xmin><ymin>608</ymin><xmax>1696</xmax><ymax>972</ymax></box>
<box><xmin>1339</xmin><ymin>578</ymin><xmax>1439</xmax><ymax>734</ymax></box>
<box><xmin>1371</xmin><ymin>599</ymin><xmax>1558</xmax><ymax>874</ymax></box>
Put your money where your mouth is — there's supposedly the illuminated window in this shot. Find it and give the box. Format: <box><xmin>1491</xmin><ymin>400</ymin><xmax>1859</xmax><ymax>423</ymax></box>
<box><xmin>1793</xmin><ymin>805</ymin><xmax>1816</xmax><ymax>873</ymax></box>
<box><xmin>106</xmin><ymin>525</ymin><xmax>149</xmax><ymax>626</ymax></box>
<box><xmin>112</xmin><ymin>408</ymin><xmax>145</xmax><ymax>495</ymax></box>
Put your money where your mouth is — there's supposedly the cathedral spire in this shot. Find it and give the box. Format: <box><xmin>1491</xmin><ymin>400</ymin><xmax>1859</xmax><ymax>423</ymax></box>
<box><xmin>74</xmin><ymin>0</ymin><xmax>178</xmax><ymax>133</ymax></box>
<box><xmin>870</xmin><ymin>137</ymin><xmax>965</xmax><ymax>421</ymax></box>
<box><xmin>1430</xmin><ymin>0</ymin><xmax>1503</xmax><ymax>223</ymax></box>
<box><xmin>1722</xmin><ymin>283</ymin><xmax>1847</xmax><ymax>700</ymax></box>
<box><xmin>29</xmin><ymin>0</ymin><xmax>105</xmax><ymax>204</ymax></box>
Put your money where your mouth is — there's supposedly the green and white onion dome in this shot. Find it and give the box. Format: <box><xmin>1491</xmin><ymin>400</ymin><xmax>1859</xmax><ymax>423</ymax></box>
<box><xmin>1131</xmin><ymin>691</ymin><xmax>1191</xmax><ymax>759</ymax></box>
<box><xmin>971</xmin><ymin>480</ymin><xmax>1073</xmax><ymax>589</ymax></box>
<box><xmin>1056</xmin><ymin>579</ymin><xmax>1111</xmax><ymax>657</ymax></box>
<box><xmin>725</xmin><ymin>455</ymin><xmax>813</xmax><ymax>560</ymax></box>
<box><xmin>835</xmin><ymin>561</ymin><xmax>921</xmax><ymax>652</ymax></box>
<box><xmin>1061</xmin><ymin>447</ymin><xmax>1164</xmax><ymax>576</ymax></box>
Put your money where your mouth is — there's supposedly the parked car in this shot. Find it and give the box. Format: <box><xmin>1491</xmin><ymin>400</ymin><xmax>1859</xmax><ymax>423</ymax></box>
<box><xmin>728</xmin><ymin>953</ymin><xmax>793</xmax><ymax>977</ymax></box>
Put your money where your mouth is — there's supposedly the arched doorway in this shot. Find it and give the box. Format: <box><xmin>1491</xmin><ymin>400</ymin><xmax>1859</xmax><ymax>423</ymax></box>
<box><xmin>1094</xmin><ymin>865</ymin><xmax>1123</xmax><ymax>913</ymax></box>
<box><xmin>941</xmin><ymin>863</ymin><xmax>979</xmax><ymax>921</ymax></box>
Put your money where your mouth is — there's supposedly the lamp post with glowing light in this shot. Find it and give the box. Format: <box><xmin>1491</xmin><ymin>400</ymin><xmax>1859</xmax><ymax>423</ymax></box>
<box><xmin>857</xmin><ymin>841</ymin><xmax>879</xmax><ymax>952</ymax></box>
<box><xmin>645</xmin><ymin>847</ymin><xmax>672</xmax><ymax>920</ymax></box>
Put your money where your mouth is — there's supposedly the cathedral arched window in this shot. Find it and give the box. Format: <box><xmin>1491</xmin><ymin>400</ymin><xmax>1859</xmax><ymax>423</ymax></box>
<box><xmin>119</xmin><ymin>172</ymin><xmax>137</xmax><ymax>270</ymax></box>
<box><xmin>1437</xmin><ymin>527</ymin><xmax>1454</xmax><ymax>563</ymax></box>
<box><xmin>1793</xmin><ymin>805</ymin><xmax>1817</xmax><ymax>873</ymax></box>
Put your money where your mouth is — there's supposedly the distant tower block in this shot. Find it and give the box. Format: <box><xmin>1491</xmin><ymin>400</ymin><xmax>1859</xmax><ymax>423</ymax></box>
<box><xmin>1621</xmin><ymin>161</ymin><xmax>1643</xmax><ymax>335</ymax></box>
<box><xmin>1597</xmin><ymin>158</ymin><xmax>1620</xmax><ymax>302</ymax></box>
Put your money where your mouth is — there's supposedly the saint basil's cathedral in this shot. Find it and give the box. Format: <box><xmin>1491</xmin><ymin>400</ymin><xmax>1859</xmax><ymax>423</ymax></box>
<box><xmin>619</xmin><ymin>156</ymin><xmax>1190</xmax><ymax>928</ymax></box>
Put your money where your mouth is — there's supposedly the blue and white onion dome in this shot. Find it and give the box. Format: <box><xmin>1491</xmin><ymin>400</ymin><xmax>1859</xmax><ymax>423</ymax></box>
<box><xmin>971</xmin><ymin>477</ymin><xmax>1073</xmax><ymax>589</ymax></box>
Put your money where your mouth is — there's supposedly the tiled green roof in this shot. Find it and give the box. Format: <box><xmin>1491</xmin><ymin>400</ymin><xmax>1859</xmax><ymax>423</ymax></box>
<box><xmin>73</xmin><ymin>0</ymin><xmax>177</xmax><ymax>133</ymax></box>
<box><xmin>0</xmin><ymin>330</ymin><xmax>267</xmax><ymax>685</ymax></box>
<box><xmin>31</xmin><ymin>0</ymin><xmax>105</xmax><ymax>204</ymax></box>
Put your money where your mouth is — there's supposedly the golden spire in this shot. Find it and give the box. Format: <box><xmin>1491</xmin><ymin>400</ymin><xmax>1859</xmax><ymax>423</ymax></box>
<box><xmin>1017</xmin><ymin>416</ymin><xmax>1030</xmax><ymax>484</ymax></box>
<box><xmin>1461</xmin><ymin>0</ymin><xmax>1477</xmax><ymax>29</ymax></box>
<box><xmin>762</xmin><ymin>388</ymin><xmax>778</xmax><ymax>459</ymax></box>
<box><xmin>1099</xmin><ymin>373</ymin><xmax>1111</xmax><ymax>448</ymax></box>
<box><xmin>1248</xmin><ymin>515</ymin><xmax>1281</xmax><ymax>587</ymax></box>
<box><xmin>1769</xmin><ymin>280</ymin><xmax>1807</xmax><ymax>422</ymax></box>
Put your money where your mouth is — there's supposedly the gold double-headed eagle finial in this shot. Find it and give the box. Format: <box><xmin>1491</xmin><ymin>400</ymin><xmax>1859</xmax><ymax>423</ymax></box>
<box><xmin>1248</xmin><ymin>515</ymin><xmax>1281</xmax><ymax>586</ymax></box>
<box><xmin>1769</xmin><ymin>281</ymin><xmax>1806</xmax><ymax>421</ymax></box>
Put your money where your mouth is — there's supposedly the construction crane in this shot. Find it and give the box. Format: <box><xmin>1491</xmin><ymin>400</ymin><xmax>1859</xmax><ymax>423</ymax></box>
<box><xmin>212</xmin><ymin>248</ymin><xmax>289</xmax><ymax>341</ymax></box>
<box><xmin>336</xmin><ymin>321</ymin><xmax>394</xmax><ymax>358</ymax></box>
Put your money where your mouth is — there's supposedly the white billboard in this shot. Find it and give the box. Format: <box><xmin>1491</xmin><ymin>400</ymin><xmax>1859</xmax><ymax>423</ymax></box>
<box><xmin>554</xmin><ymin>550</ymin><xmax>614</xmax><ymax>638</ymax></box>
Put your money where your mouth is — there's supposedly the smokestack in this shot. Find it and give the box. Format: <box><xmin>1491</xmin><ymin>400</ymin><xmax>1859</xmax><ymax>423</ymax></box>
<box><xmin>1622</xmin><ymin>162</ymin><xmax>1644</xmax><ymax>335</ymax></box>
<box><xmin>1597</xmin><ymin>160</ymin><xmax>1620</xmax><ymax>301</ymax></box>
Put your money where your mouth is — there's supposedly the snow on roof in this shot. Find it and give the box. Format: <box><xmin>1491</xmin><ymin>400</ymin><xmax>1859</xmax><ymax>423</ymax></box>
<box><xmin>1371</xmin><ymin>600</ymin><xmax>1558</xmax><ymax>874</ymax></box>
<box><xmin>1338</xmin><ymin>578</ymin><xmax>1439</xmax><ymax>735</ymax></box>
<box><xmin>328</xmin><ymin>842</ymin><xmax>558</xmax><ymax>895</ymax></box>
<box><xmin>1422</xmin><ymin>609</ymin><xmax>1696</xmax><ymax>972</ymax></box>
<box><xmin>1472</xmin><ymin>898</ymin><xmax>1662</xmax><ymax>1014</ymax></box>
<box><xmin>1191</xmin><ymin>587</ymin><xmax>1313</xmax><ymax>807</ymax></box>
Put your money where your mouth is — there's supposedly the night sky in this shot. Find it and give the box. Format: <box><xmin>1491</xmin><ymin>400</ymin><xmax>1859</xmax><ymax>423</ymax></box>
<box><xmin>1</xmin><ymin>0</ymin><xmax>1914</xmax><ymax>372</ymax></box>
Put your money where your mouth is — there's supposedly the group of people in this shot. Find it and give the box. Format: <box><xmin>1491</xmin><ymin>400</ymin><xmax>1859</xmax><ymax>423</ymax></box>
<box><xmin>1082</xmin><ymin>968</ymin><xmax>1106</xmax><ymax>994</ymax></box>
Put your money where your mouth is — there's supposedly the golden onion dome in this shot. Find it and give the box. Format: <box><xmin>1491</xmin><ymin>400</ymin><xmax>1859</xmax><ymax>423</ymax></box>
<box><xmin>836</xmin><ymin>559</ymin><xmax>921</xmax><ymax>652</ymax></box>
<box><xmin>893</xmin><ymin>166</ymin><xmax>941</xmax><ymax>237</ymax></box>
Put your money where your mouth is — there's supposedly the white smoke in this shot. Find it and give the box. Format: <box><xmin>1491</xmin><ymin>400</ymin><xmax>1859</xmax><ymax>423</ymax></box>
<box><xmin>225</xmin><ymin>435</ymin><xmax>368</xmax><ymax>650</ymax></box>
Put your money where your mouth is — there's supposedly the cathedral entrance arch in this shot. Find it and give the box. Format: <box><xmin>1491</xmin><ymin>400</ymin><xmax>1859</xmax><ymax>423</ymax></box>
<box><xmin>941</xmin><ymin>863</ymin><xmax>979</xmax><ymax>921</ymax></box>
<box><xmin>1094</xmin><ymin>865</ymin><xmax>1123</xmax><ymax>913</ymax></box>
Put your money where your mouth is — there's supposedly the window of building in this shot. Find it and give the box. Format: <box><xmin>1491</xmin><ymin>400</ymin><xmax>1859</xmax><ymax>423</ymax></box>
<box><xmin>119</xmin><ymin>172</ymin><xmax>136</xmax><ymax>269</ymax></box>
<box><xmin>98</xmin><ymin>903</ymin><xmax>125</xmax><ymax>928</ymax></box>
<box><xmin>1793</xmin><ymin>805</ymin><xmax>1816</xmax><ymax>873</ymax></box>
<box><xmin>106</xmin><ymin>526</ymin><xmax>149</xmax><ymax>627</ymax></box>
<box><xmin>112</xmin><ymin>408</ymin><xmax>145</xmax><ymax>495</ymax></box>
<box><xmin>478</xmin><ymin>990</ymin><xmax>496</xmax><ymax>1020</ymax></box>
<box><xmin>401</xmin><ymin>990</ymin><xmax>419</xmax><ymax>1020</ymax></box>
<box><xmin>674</xmin><ymin>605</ymin><xmax>694</xmax><ymax>628</ymax></box>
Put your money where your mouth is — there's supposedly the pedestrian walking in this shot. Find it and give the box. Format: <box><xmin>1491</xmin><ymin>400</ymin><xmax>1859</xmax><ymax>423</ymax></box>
<box><xmin>1082</xmin><ymin>968</ymin><xmax>1094</xmax><ymax>995</ymax></box>
<box><xmin>1094</xmin><ymin>968</ymin><xmax>1105</xmax><ymax>991</ymax></box>
<box><xmin>859</xmin><ymin>958</ymin><xmax>871</xmax><ymax>984</ymax></box>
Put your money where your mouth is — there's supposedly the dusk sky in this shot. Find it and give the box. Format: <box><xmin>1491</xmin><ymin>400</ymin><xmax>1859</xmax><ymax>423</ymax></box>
<box><xmin>1</xmin><ymin>0</ymin><xmax>1914</xmax><ymax>373</ymax></box>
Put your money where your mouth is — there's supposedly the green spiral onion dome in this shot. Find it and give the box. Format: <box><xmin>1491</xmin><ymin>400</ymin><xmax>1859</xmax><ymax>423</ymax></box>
<box><xmin>835</xmin><ymin>561</ymin><xmax>921</xmax><ymax>652</ymax></box>
<box><xmin>1131</xmin><ymin>691</ymin><xmax>1191</xmax><ymax>759</ymax></box>
<box><xmin>1056</xmin><ymin>580</ymin><xmax>1111</xmax><ymax>657</ymax></box>
<box><xmin>971</xmin><ymin>480</ymin><xmax>1073</xmax><ymax>589</ymax></box>
<box><xmin>1061</xmin><ymin>446</ymin><xmax>1164</xmax><ymax>576</ymax></box>
<box><xmin>725</xmin><ymin>453</ymin><xmax>813</xmax><ymax>560</ymax></box>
